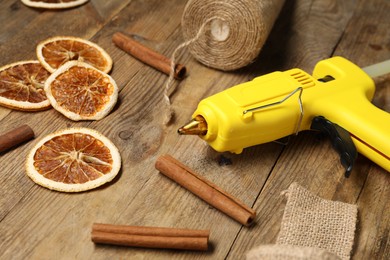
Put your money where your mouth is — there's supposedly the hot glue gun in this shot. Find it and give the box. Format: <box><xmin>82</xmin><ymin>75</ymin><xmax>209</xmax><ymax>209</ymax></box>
<box><xmin>178</xmin><ymin>57</ymin><xmax>390</xmax><ymax>176</ymax></box>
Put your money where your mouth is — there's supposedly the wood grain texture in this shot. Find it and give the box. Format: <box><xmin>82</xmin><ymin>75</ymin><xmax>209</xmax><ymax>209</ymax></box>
<box><xmin>0</xmin><ymin>0</ymin><xmax>389</xmax><ymax>259</ymax></box>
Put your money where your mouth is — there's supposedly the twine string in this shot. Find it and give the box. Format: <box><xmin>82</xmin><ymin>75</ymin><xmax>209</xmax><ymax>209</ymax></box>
<box><xmin>163</xmin><ymin>16</ymin><xmax>223</xmax><ymax>125</ymax></box>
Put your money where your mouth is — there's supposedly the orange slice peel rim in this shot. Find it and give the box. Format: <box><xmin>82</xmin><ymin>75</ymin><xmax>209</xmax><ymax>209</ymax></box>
<box><xmin>36</xmin><ymin>36</ymin><xmax>113</xmax><ymax>73</ymax></box>
<box><xmin>44</xmin><ymin>60</ymin><xmax>118</xmax><ymax>121</ymax></box>
<box><xmin>0</xmin><ymin>60</ymin><xmax>51</xmax><ymax>111</ymax></box>
<box><xmin>25</xmin><ymin>127</ymin><xmax>121</xmax><ymax>192</ymax></box>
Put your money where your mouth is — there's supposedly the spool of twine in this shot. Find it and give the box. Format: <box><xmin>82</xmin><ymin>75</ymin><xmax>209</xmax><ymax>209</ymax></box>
<box><xmin>181</xmin><ymin>0</ymin><xmax>285</xmax><ymax>71</ymax></box>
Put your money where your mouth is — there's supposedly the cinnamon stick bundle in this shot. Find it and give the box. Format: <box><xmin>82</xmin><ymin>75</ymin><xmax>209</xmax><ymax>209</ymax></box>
<box><xmin>0</xmin><ymin>124</ymin><xmax>34</xmax><ymax>153</ymax></box>
<box><xmin>112</xmin><ymin>32</ymin><xmax>186</xmax><ymax>79</ymax></box>
<box><xmin>91</xmin><ymin>223</ymin><xmax>209</xmax><ymax>251</ymax></box>
<box><xmin>155</xmin><ymin>155</ymin><xmax>256</xmax><ymax>226</ymax></box>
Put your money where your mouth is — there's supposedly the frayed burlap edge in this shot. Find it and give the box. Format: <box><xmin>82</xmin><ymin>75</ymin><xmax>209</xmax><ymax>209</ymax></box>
<box><xmin>276</xmin><ymin>183</ymin><xmax>358</xmax><ymax>260</ymax></box>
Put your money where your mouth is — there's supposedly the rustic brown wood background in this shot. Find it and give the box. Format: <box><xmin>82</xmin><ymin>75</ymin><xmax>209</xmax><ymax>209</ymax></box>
<box><xmin>1</xmin><ymin>0</ymin><xmax>389</xmax><ymax>259</ymax></box>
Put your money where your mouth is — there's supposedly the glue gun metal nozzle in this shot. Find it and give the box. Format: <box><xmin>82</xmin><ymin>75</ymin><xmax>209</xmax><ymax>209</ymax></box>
<box><xmin>178</xmin><ymin>115</ymin><xmax>208</xmax><ymax>135</ymax></box>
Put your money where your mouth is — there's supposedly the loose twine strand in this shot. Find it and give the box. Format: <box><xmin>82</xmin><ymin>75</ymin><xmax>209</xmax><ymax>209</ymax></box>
<box><xmin>163</xmin><ymin>16</ymin><xmax>222</xmax><ymax>125</ymax></box>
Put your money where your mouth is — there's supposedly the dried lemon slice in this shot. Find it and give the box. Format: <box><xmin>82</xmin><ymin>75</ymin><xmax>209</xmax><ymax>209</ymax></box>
<box><xmin>26</xmin><ymin>128</ymin><xmax>121</xmax><ymax>192</ymax></box>
<box><xmin>44</xmin><ymin>61</ymin><xmax>118</xmax><ymax>121</ymax></box>
<box><xmin>21</xmin><ymin>0</ymin><xmax>89</xmax><ymax>9</ymax></box>
<box><xmin>37</xmin><ymin>36</ymin><xmax>112</xmax><ymax>73</ymax></box>
<box><xmin>0</xmin><ymin>60</ymin><xmax>51</xmax><ymax>111</ymax></box>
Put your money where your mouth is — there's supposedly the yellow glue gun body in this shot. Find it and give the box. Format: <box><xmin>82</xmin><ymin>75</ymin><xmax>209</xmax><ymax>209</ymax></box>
<box><xmin>192</xmin><ymin>57</ymin><xmax>390</xmax><ymax>173</ymax></box>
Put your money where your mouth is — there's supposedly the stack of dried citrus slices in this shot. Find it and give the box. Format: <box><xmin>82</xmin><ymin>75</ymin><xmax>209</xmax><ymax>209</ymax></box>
<box><xmin>0</xmin><ymin>36</ymin><xmax>122</xmax><ymax>192</ymax></box>
<box><xmin>39</xmin><ymin>36</ymin><xmax>117</xmax><ymax>121</ymax></box>
<box><xmin>0</xmin><ymin>36</ymin><xmax>117</xmax><ymax>121</ymax></box>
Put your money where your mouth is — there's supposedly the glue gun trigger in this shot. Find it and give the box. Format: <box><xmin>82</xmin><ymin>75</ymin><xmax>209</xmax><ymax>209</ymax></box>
<box><xmin>310</xmin><ymin>116</ymin><xmax>358</xmax><ymax>178</ymax></box>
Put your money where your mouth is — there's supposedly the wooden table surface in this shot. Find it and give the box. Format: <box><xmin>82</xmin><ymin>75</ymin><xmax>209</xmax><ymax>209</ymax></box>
<box><xmin>1</xmin><ymin>0</ymin><xmax>389</xmax><ymax>259</ymax></box>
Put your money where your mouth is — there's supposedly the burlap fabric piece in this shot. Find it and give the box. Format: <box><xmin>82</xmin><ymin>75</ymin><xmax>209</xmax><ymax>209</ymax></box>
<box><xmin>246</xmin><ymin>183</ymin><xmax>357</xmax><ymax>260</ymax></box>
<box><xmin>276</xmin><ymin>182</ymin><xmax>358</xmax><ymax>260</ymax></box>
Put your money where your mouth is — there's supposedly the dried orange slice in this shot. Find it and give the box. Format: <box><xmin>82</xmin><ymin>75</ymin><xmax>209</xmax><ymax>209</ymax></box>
<box><xmin>26</xmin><ymin>128</ymin><xmax>121</xmax><ymax>192</ymax></box>
<box><xmin>21</xmin><ymin>0</ymin><xmax>89</xmax><ymax>9</ymax></box>
<box><xmin>44</xmin><ymin>61</ymin><xmax>118</xmax><ymax>121</ymax></box>
<box><xmin>0</xmin><ymin>60</ymin><xmax>51</xmax><ymax>111</ymax></box>
<box><xmin>36</xmin><ymin>36</ymin><xmax>112</xmax><ymax>73</ymax></box>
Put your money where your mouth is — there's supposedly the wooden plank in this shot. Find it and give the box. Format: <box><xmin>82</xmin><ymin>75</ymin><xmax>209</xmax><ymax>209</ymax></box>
<box><xmin>1</xmin><ymin>0</ymin><xmax>389</xmax><ymax>259</ymax></box>
<box><xmin>0</xmin><ymin>0</ymin><xmax>132</xmax><ymax>64</ymax></box>
<box><xmin>247</xmin><ymin>0</ymin><xmax>357</xmax><ymax>74</ymax></box>
<box><xmin>354</xmin><ymin>166</ymin><xmax>390</xmax><ymax>259</ymax></box>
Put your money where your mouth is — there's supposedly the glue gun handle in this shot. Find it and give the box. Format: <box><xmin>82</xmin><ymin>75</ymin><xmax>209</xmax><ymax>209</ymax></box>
<box><xmin>322</xmin><ymin>98</ymin><xmax>390</xmax><ymax>172</ymax></box>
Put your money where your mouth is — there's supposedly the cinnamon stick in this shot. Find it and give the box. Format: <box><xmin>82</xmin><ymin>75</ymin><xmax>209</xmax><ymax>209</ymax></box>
<box><xmin>0</xmin><ymin>124</ymin><xmax>34</xmax><ymax>153</ymax></box>
<box><xmin>155</xmin><ymin>155</ymin><xmax>256</xmax><ymax>226</ymax></box>
<box><xmin>91</xmin><ymin>223</ymin><xmax>209</xmax><ymax>251</ymax></box>
<box><xmin>112</xmin><ymin>32</ymin><xmax>186</xmax><ymax>79</ymax></box>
